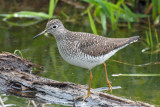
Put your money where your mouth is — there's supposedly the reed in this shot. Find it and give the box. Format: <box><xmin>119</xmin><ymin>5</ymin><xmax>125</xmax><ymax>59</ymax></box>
<box><xmin>49</xmin><ymin>0</ymin><xmax>59</xmax><ymax>19</ymax></box>
<box><xmin>88</xmin><ymin>10</ymin><xmax>98</xmax><ymax>35</ymax></box>
<box><xmin>155</xmin><ymin>29</ymin><xmax>159</xmax><ymax>44</ymax></box>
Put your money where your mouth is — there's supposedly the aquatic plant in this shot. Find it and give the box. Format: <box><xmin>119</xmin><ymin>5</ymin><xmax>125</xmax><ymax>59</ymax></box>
<box><xmin>83</xmin><ymin>0</ymin><xmax>147</xmax><ymax>30</ymax></box>
<box><xmin>0</xmin><ymin>0</ymin><xmax>59</xmax><ymax>26</ymax></box>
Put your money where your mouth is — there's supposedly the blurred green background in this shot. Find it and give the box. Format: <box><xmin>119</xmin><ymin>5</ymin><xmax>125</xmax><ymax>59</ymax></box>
<box><xmin>0</xmin><ymin>0</ymin><xmax>160</xmax><ymax>106</ymax></box>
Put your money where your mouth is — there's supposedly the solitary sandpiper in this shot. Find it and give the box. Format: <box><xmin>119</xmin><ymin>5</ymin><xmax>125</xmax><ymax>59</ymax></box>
<box><xmin>33</xmin><ymin>19</ymin><xmax>139</xmax><ymax>101</ymax></box>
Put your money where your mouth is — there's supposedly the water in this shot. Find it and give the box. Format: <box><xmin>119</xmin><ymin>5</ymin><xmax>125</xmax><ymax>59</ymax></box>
<box><xmin>0</xmin><ymin>18</ymin><xmax>160</xmax><ymax>106</ymax></box>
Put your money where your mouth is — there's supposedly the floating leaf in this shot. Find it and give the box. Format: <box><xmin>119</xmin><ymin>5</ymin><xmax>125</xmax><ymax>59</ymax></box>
<box><xmin>112</xmin><ymin>74</ymin><xmax>160</xmax><ymax>76</ymax></box>
<box><xmin>2</xmin><ymin>11</ymin><xmax>50</xmax><ymax>21</ymax></box>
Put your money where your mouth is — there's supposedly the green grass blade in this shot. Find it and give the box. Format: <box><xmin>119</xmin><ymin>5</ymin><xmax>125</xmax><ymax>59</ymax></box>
<box><xmin>112</xmin><ymin>74</ymin><xmax>160</xmax><ymax>76</ymax></box>
<box><xmin>100</xmin><ymin>12</ymin><xmax>107</xmax><ymax>31</ymax></box>
<box><xmin>2</xmin><ymin>11</ymin><xmax>49</xmax><ymax>21</ymax></box>
<box><xmin>122</xmin><ymin>3</ymin><xmax>137</xmax><ymax>22</ymax></box>
<box><xmin>148</xmin><ymin>17</ymin><xmax>153</xmax><ymax>47</ymax></box>
<box><xmin>95</xmin><ymin>0</ymin><xmax>111</xmax><ymax>17</ymax></box>
<box><xmin>152</xmin><ymin>0</ymin><xmax>157</xmax><ymax>19</ymax></box>
<box><xmin>155</xmin><ymin>29</ymin><xmax>159</xmax><ymax>43</ymax></box>
<box><xmin>0</xmin><ymin>14</ymin><xmax>10</xmax><ymax>17</ymax></box>
<box><xmin>116</xmin><ymin>0</ymin><xmax>124</xmax><ymax>6</ymax></box>
<box><xmin>145</xmin><ymin>31</ymin><xmax>150</xmax><ymax>46</ymax></box>
<box><xmin>61</xmin><ymin>11</ymin><xmax>69</xmax><ymax>19</ymax></box>
<box><xmin>82</xmin><ymin>0</ymin><xmax>95</xmax><ymax>4</ymax></box>
<box><xmin>49</xmin><ymin>0</ymin><xmax>54</xmax><ymax>19</ymax></box>
<box><xmin>4</xmin><ymin>19</ymin><xmax>44</xmax><ymax>27</ymax></box>
<box><xmin>48</xmin><ymin>0</ymin><xmax>58</xmax><ymax>19</ymax></box>
<box><xmin>14</xmin><ymin>50</ymin><xmax>23</xmax><ymax>58</ymax></box>
<box><xmin>115</xmin><ymin>1</ymin><xmax>123</xmax><ymax>25</ymax></box>
<box><xmin>158</xmin><ymin>0</ymin><xmax>160</xmax><ymax>14</ymax></box>
<box><xmin>88</xmin><ymin>10</ymin><xmax>97</xmax><ymax>35</ymax></box>
<box><xmin>108</xmin><ymin>3</ymin><xmax>116</xmax><ymax>29</ymax></box>
<box><xmin>82</xmin><ymin>5</ymin><xmax>94</xmax><ymax>15</ymax></box>
<box><xmin>128</xmin><ymin>21</ymin><xmax>131</xmax><ymax>29</ymax></box>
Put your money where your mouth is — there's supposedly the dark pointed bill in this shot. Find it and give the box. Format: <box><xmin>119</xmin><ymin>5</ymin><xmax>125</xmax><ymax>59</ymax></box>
<box><xmin>33</xmin><ymin>29</ymin><xmax>47</xmax><ymax>39</ymax></box>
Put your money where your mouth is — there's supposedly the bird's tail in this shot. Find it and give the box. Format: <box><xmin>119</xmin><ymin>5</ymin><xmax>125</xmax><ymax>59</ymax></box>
<box><xmin>128</xmin><ymin>36</ymin><xmax>140</xmax><ymax>44</ymax></box>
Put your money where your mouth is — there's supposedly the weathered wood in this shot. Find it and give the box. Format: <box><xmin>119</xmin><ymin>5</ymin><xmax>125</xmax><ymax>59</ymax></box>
<box><xmin>0</xmin><ymin>52</ymin><xmax>154</xmax><ymax>107</ymax></box>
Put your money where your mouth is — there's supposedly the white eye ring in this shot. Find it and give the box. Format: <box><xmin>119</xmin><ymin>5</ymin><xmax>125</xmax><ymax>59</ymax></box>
<box><xmin>52</xmin><ymin>25</ymin><xmax>58</xmax><ymax>29</ymax></box>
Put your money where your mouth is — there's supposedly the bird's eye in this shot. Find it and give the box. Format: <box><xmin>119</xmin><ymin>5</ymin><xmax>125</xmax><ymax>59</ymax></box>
<box><xmin>52</xmin><ymin>25</ymin><xmax>57</xmax><ymax>29</ymax></box>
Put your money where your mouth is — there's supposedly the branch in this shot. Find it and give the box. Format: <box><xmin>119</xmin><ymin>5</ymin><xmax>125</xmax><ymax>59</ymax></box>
<box><xmin>0</xmin><ymin>52</ymin><xmax>154</xmax><ymax>107</ymax></box>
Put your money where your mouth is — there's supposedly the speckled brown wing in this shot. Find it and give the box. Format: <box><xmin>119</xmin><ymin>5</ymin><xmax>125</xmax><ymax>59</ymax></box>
<box><xmin>79</xmin><ymin>35</ymin><xmax>139</xmax><ymax>57</ymax></box>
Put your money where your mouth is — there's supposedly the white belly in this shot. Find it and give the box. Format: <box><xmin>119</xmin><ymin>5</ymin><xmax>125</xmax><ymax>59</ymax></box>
<box><xmin>60</xmin><ymin>49</ymin><xmax>118</xmax><ymax>70</ymax></box>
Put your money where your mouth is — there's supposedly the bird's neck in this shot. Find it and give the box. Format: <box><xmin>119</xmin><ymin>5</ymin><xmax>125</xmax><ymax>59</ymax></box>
<box><xmin>54</xmin><ymin>28</ymin><xmax>69</xmax><ymax>41</ymax></box>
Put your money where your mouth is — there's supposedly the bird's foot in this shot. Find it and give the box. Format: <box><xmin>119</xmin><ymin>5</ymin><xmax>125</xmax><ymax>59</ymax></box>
<box><xmin>82</xmin><ymin>94</ymin><xmax>90</xmax><ymax>102</ymax></box>
<box><xmin>74</xmin><ymin>96</ymin><xmax>84</xmax><ymax>100</ymax></box>
<box><xmin>105</xmin><ymin>80</ymin><xmax>112</xmax><ymax>93</ymax></box>
<box><xmin>74</xmin><ymin>94</ymin><xmax>90</xmax><ymax>102</ymax></box>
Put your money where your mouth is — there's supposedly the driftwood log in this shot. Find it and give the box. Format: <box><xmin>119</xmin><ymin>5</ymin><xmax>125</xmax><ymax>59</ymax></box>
<box><xmin>0</xmin><ymin>52</ymin><xmax>154</xmax><ymax>107</ymax></box>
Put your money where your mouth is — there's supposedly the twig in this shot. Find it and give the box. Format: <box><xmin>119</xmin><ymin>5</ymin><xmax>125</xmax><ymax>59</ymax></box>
<box><xmin>145</xmin><ymin>3</ymin><xmax>153</xmax><ymax>14</ymax></box>
<box><xmin>27</xmin><ymin>100</ymin><xmax>31</xmax><ymax>107</ymax></box>
<box><xmin>31</xmin><ymin>100</ymin><xmax>37</xmax><ymax>107</ymax></box>
<box><xmin>0</xmin><ymin>96</ymin><xmax>5</xmax><ymax>107</ymax></box>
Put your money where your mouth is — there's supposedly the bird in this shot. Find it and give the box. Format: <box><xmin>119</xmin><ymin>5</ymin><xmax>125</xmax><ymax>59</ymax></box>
<box><xmin>33</xmin><ymin>19</ymin><xmax>139</xmax><ymax>101</ymax></box>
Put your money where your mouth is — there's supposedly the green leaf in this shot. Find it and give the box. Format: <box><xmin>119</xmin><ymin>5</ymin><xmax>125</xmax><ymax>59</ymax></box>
<box><xmin>4</xmin><ymin>19</ymin><xmax>45</xmax><ymax>27</ymax></box>
<box><xmin>112</xmin><ymin>74</ymin><xmax>160</xmax><ymax>76</ymax></box>
<box><xmin>148</xmin><ymin>17</ymin><xmax>153</xmax><ymax>47</ymax></box>
<box><xmin>82</xmin><ymin>5</ymin><xmax>94</xmax><ymax>15</ymax></box>
<box><xmin>122</xmin><ymin>3</ymin><xmax>137</xmax><ymax>22</ymax></box>
<box><xmin>2</xmin><ymin>11</ymin><xmax>49</xmax><ymax>21</ymax></box>
<box><xmin>100</xmin><ymin>12</ymin><xmax>107</xmax><ymax>31</ymax></box>
<box><xmin>82</xmin><ymin>0</ymin><xmax>95</xmax><ymax>4</ymax></box>
<box><xmin>95</xmin><ymin>0</ymin><xmax>111</xmax><ymax>18</ymax></box>
<box><xmin>122</xmin><ymin>3</ymin><xmax>147</xmax><ymax>22</ymax></box>
<box><xmin>145</xmin><ymin>31</ymin><xmax>150</xmax><ymax>46</ymax></box>
<box><xmin>155</xmin><ymin>29</ymin><xmax>159</xmax><ymax>43</ymax></box>
<box><xmin>94</xmin><ymin>6</ymin><xmax>101</xmax><ymax>17</ymax></box>
<box><xmin>49</xmin><ymin>0</ymin><xmax>54</xmax><ymax>18</ymax></box>
<box><xmin>128</xmin><ymin>21</ymin><xmax>131</xmax><ymax>29</ymax></box>
<box><xmin>48</xmin><ymin>0</ymin><xmax>58</xmax><ymax>19</ymax></box>
<box><xmin>14</xmin><ymin>50</ymin><xmax>23</xmax><ymax>58</ymax></box>
<box><xmin>88</xmin><ymin>10</ymin><xmax>98</xmax><ymax>35</ymax></box>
